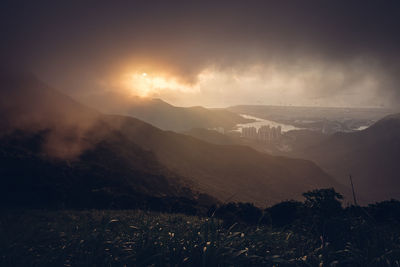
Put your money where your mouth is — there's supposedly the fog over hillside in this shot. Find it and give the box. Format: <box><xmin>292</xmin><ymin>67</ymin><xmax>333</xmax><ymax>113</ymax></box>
<box><xmin>2</xmin><ymin>1</ymin><xmax>400</xmax><ymax>265</ymax></box>
<box><xmin>0</xmin><ymin>72</ymin><xmax>345</xmax><ymax>207</ymax></box>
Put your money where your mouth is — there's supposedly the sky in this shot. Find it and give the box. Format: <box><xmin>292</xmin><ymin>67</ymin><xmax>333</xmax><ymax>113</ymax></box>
<box><xmin>2</xmin><ymin>1</ymin><xmax>400</xmax><ymax>108</ymax></box>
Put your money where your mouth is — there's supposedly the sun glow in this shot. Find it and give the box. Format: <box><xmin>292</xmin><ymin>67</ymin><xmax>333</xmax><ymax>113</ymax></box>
<box><xmin>128</xmin><ymin>72</ymin><xmax>200</xmax><ymax>97</ymax></box>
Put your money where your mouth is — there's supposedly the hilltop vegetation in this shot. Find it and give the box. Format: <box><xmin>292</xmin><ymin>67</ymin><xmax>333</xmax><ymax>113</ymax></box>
<box><xmin>1</xmin><ymin>189</ymin><xmax>400</xmax><ymax>266</ymax></box>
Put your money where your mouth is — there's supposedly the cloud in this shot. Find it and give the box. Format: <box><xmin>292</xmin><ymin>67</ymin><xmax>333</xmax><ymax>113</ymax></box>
<box><xmin>2</xmin><ymin>0</ymin><xmax>400</xmax><ymax>107</ymax></box>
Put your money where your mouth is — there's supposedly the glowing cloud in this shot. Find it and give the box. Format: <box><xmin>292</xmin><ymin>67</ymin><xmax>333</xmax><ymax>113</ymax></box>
<box><xmin>127</xmin><ymin>72</ymin><xmax>201</xmax><ymax>97</ymax></box>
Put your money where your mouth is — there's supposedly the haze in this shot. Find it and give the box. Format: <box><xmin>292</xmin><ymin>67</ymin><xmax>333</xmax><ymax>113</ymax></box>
<box><xmin>2</xmin><ymin>1</ymin><xmax>400</xmax><ymax>108</ymax></box>
<box><xmin>3</xmin><ymin>2</ymin><xmax>400</xmax><ymax>264</ymax></box>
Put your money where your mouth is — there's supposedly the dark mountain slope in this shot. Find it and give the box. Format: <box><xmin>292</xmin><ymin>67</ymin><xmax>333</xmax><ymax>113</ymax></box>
<box><xmin>183</xmin><ymin>128</ymin><xmax>238</xmax><ymax>145</ymax></box>
<box><xmin>103</xmin><ymin>115</ymin><xmax>344</xmax><ymax>206</ymax></box>
<box><xmin>0</xmin><ymin>128</ymin><xmax>205</xmax><ymax>210</ymax></box>
<box><xmin>0</xmin><ymin>72</ymin><xmax>212</xmax><ymax>211</ymax></box>
<box><xmin>0</xmin><ymin>72</ymin><xmax>343</xmax><ymax>207</ymax></box>
<box><xmin>294</xmin><ymin>113</ymin><xmax>400</xmax><ymax>203</ymax></box>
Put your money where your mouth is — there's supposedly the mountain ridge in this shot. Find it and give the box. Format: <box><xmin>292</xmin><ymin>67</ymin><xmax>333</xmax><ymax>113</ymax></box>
<box><xmin>0</xmin><ymin>72</ymin><xmax>345</xmax><ymax>207</ymax></box>
<box><xmin>291</xmin><ymin>112</ymin><xmax>400</xmax><ymax>203</ymax></box>
<box><xmin>82</xmin><ymin>92</ymin><xmax>252</xmax><ymax>131</ymax></box>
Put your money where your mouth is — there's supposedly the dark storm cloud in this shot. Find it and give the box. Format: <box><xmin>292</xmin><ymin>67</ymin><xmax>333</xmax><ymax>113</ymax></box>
<box><xmin>1</xmin><ymin>0</ymin><xmax>400</xmax><ymax>106</ymax></box>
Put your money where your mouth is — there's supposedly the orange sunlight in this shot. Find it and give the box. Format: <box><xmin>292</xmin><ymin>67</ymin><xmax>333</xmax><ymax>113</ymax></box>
<box><xmin>128</xmin><ymin>72</ymin><xmax>200</xmax><ymax>97</ymax></box>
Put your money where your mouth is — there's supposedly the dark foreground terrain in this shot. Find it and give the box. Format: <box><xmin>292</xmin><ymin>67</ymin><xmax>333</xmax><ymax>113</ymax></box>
<box><xmin>1</xmin><ymin>191</ymin><xmax>400</xmax><ymax>267</ymax></box>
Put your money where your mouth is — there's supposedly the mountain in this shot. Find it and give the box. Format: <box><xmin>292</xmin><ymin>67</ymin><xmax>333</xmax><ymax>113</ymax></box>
<box><xmin>0</xmin><ymin>129</ymin><xmax>201</xmax><ymax>210</ymax></box>
<box><xmin>0</xmin><ymin>72</ymin><xmax>343</xmax><ymax>207</ymax></box>
<box><xmin>83</xmin><ymin>92</ymin><xmax>252</xmax><ymax>131</ymax></box>
<box><xmin>0</xmin><ymin>72</ymin><xmax>213</xmax><ymax>212</ymax></box>
<box><xmin>183</xmin><ymin>128</ymin><xmax>238</xmax><ymax>145</ymax></box>
<box><xmin>96</xmin><ymin>115</ymin><xmax>345</xmax><ymax>206</ymax></box>
<box><xmin>292</xmin><ymin>113</ymin><xmax>400</xmax><ymax>203</ymax></box>
<box><xmin>227</xmin><ymin>105</ymin><xmax>394</xmax><ymax>133</ymax></box>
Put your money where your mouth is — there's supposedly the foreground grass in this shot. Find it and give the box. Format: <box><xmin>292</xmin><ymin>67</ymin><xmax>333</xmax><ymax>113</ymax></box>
<box><xmin>0</xmin><ymin>209</ymin><xmax>399</xmax><ymax>266</ymax></box>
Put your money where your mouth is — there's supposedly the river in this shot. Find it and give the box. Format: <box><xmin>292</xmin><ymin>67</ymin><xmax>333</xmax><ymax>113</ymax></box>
<box><xmin>236</xmin><ymin>114</ymin><xmax>302</xmax><ymax>133</ymax></box>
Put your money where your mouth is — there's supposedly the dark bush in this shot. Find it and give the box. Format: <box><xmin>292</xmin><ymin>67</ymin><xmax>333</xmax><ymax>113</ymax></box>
<box><xmin>367</xmin><ymin>199</ymin><xmax>400</xmax><ymax>223</ymax></box>
<box><xmin>303</xmin><ymin>188</ymin><xmax>343</xmax><ymax>217</ymax></box>
<box><xmin>265</xmin><ymin>200</ymin><xmax>303</xmax><ymax>227</ymax></box>
<box><xmin>214</xmin><ymin>202</ymin><xmax>262</xmax><ymax>225</ymax></box>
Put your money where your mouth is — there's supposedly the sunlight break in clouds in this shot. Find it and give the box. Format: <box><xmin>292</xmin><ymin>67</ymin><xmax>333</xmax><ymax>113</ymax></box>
<box><xmin>119</xmin><ymin>62</ymin><xmax>383</xmax><ymax>108</ymax></box>
<box><xmin>126</xmin><ymin>72</ymin><xmax>201</xmax><ymax>97</ymax></box>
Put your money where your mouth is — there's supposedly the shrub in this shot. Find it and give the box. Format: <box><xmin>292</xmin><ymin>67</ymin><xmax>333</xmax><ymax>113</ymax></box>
<box><xmin>213</xmin><ymin>202</ymin><xmax>262</xmax><ymax>225</ymax></box>
<box><xmin>303</xmin><ymin>188</ymin><xmax>343</xmax><ymax>217</ymax></box>
<box><xmin>265</xmin><ymin>200</ymin><xmax>304</xmax><ymax>227</ymax></box>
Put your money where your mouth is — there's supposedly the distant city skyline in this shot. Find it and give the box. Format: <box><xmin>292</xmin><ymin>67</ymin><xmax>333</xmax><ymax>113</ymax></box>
<box><xmin>241</xmin><ymin>125</ymin><xmax>282</xmax><ymax>142</ymax></box>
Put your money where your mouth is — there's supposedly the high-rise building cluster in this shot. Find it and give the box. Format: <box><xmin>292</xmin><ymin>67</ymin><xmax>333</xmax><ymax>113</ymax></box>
<box><xmin>214</xmin><ymin>127</ymin><xmax>225</xmax><ymax>134</ymax></box>
<box><xmin>241</xmin><ymin>125</ymin><xmax>282</xmax><ymax>142</ymax></box>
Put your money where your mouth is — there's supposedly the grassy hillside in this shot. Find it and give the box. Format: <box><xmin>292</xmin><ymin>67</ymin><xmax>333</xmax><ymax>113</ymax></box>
<box><xmin>1</xmin><ymin>200</ymin><xmax>399</xmax><ymax>266</ymax></box>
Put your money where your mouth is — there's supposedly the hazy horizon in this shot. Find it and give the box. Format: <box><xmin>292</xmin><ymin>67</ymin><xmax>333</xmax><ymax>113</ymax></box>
<box><xmin>2</xmin><ymin>2</ymin><xmax>400</xmax><ymax>265</ymax></box>
<box><xmin>3</xmin><ymin>1</ymin><xmax>400</xmax><ymax>109</ymax></box>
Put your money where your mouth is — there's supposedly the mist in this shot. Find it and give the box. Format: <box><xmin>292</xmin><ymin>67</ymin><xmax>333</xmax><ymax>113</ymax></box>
<box><xmin>0</xmin><ymin>72</ymin><xmax>105</xmax><ymax>159</ymax></box>
<box><xmin>2</xmin><ymin>3</ymin><xmax>400</xmax><ymax>265</ymax></box>
<box><xmin>2</xmin><ymin>0</ymin><xmax>400</xmax><ymax>108</ymax></box>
